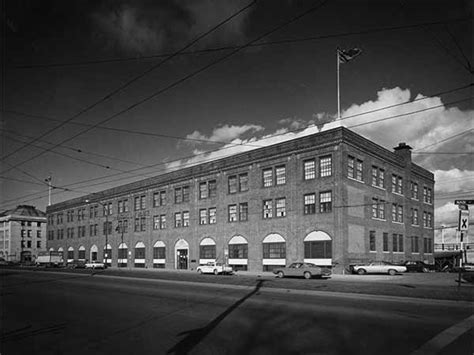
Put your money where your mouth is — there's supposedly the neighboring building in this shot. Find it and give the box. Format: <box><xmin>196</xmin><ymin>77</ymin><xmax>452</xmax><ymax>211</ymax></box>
<box><xmin>45</xmin><ymin>127</ymin><xmax>435</xmax><ymax>273</ymax></box>
<box><xmin>0</xmin><ymin>205</ymin><xmax>47</xmax><ymax>262</ymax></box>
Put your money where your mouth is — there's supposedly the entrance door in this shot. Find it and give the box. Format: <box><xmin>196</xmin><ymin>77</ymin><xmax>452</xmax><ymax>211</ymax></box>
<box><xmin>177</xmin><ymin>249</ymin><xmax>188</xmax><ymax>269</ymax></box>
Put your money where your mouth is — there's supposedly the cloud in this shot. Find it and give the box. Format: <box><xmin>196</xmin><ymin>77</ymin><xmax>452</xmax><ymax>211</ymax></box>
<box><xmin>92</xmin><ymin>1</ymin><xmax>253</xmax><ymax>54</ymax></box>
<box><xmin>186</xmin><ymin>124</ymin><xmax>264</xmax><ymax>143</ymax></box>
<box><xmin>434</xmin><ymin>202</ymin><xmax>459</xmax><ymax>228</ymax></box>
<box><xmin>434</xmin><ymin>169</ymin><xmax>474</xmax><ymax>193</ymax></box>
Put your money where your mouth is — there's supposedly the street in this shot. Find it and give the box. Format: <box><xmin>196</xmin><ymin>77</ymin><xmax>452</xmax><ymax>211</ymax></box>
<box><xmin>1</xmin><ymin>269</ymin><xmax>472</xmax><ymax>355</ymax></box>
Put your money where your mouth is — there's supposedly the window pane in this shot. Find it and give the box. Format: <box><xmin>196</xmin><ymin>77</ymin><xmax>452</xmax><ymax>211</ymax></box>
<box><xmin>304</xmin><ymin>160</ymin><xmax>315</xmax><ymax>180</ymax></box>
<box><xmin>263</xmin><ymin>168</ymin><xmax>273</xmax><ymax>187</ymax></box>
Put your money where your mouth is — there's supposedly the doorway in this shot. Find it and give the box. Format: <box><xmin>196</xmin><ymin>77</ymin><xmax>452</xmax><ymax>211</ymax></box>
<box><xmin>177</xmin><ymin>249</ymin><xmax>188</xmax><ymax>270</ymax></box>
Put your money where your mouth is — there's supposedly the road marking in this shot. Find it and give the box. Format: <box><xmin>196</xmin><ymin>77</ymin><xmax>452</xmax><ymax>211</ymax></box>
<box><xmin>410</xmin><ymin>314</ymin><xmax>474</xmax><ymax>355</ymax></box>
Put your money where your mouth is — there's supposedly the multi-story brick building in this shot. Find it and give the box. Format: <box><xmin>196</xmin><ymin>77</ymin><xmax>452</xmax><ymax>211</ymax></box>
<box><xmin>0</xmin><ymin>205</ymin><xmax>47</xmax><ymax>263</ymax></box>
<box><xmin>45</xmin><ymin>127</ymin><xmax>435</xmax><ymax>273</ymax></box>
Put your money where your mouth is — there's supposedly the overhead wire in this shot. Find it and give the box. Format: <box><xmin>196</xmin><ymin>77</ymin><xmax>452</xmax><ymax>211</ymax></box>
<box><xmin>1</xmin><ymin>93</ymin><xmax>472</xmax><ymax>209</ymax></box>
<box><xmin>0</xmin><ymin>0</ymin><xmax>258</xmax><ymax>163</ymax></box>
<box><xmin>11</xmin><ymin>17</ymin><xmax>471</xmax><ymax>69</ymax></box>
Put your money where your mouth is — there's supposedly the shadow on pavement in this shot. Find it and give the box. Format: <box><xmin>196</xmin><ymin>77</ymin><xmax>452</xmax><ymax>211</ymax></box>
<box><xmin>167</xmin><ymin>279</ymin><xmax>265</xmax><ymax>355</ymax></box>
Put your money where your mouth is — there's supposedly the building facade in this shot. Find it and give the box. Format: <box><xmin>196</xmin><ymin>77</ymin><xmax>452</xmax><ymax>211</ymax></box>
<box><xmin>45</xmin><ymin>127</ymin><xmax>435</xmax><ymax>273</ymax></box>
<box><xmin>0</xmin><ymin>205</ymin><xmax>47</xmax><ymax>262</ymax></box>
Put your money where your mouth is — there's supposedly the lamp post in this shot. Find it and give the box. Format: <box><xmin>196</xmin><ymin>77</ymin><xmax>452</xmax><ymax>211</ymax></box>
<box><xmin>116</xmin><ymin>221</ymin><xmax>125</xmax><ymax>268</ymax></box>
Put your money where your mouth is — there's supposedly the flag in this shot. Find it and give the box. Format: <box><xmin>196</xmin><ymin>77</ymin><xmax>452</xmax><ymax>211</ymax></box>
<box><xmin>338</xmin><ymin>48</ymin><xmax>362</xmax><ymax>64</ymax></box>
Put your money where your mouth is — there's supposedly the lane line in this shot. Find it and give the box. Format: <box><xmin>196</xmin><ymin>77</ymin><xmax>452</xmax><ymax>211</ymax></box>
<box><xmin>410</xmin><ymin>314</ymin><xmax>474</xmax><ymax>355</ymax></box>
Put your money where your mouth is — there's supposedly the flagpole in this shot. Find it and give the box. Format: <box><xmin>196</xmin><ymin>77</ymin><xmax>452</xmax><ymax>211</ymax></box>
<box><xmin>336</xmin><ymin>48</ymin><xmax>341</xmax><ymax>120</ymax></box>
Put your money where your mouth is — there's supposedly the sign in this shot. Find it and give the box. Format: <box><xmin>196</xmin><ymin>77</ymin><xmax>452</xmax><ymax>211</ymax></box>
<box><xmin>458</xmin><ymin>210</ymin><xmax>469</xmax><ymax>231</ymax></box>
<box><xmin>454</xmin><ymin>200</ymin><xmax>474</xmax><ymax>205</ymax></box>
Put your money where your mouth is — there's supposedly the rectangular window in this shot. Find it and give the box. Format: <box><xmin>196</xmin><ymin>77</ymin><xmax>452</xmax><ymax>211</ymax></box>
<box><xmin>303</xmin><ymin>159</ymin><xmax>316</xmax><ymax>180</ymax></box>
<box><xmin>199</xmin><ymin>209</ymin><xmax>207</xmax><ymax>225</ymax></box>
<box><xmin>372</xmin><ymin>166</ymin><xmax>385</xmax><ymax>188</ymax></box>
<box><xmin>239</xmin><ymin>173</ymin><xmax>248</xmax><ymax>192</ymax></box>
<box><xmin>275</xmin><ymin>165</ymin><xmax>286</xmax><ymax>185</ymax></box>
<box><xmin>392</xmin><ymin>203</ymin><xmax>403</xmax><ymax>223</ymax></box>
<box><xmin>239</xmin><ymin>203</ymin><xmax>248</xmax><ymax>221</ymax></box>
<box><xmin>160</xmin><ymin>215</ymin><xmax>166</xmax><ymax>229</ymax></box>
<box><xmin>304</xmin><ymin>193</ymin><xmax>316</xmax><ymax>215</ymax></box>
<box><xmin>153</xmin><ymin>247</ymin><xmax>166</xmax><ymax>259</ymax></box>
<box><xmin>140</xmin><ymin>217</ymin><xmax>146</xmax><ymax>232</ymax></box>
<box><xmin>228</xmin><ymin>176</ymin><xmax>238</xmax><ymax>194</ymax></box>
<box><xmin>209</xmin><ymin>180</ymin><xmax>217</xmax><ymax>197</ymax></box>
<box><xmin>134</xmin><ymin>219</ymin><xmax>139</xmax><ymax>232</ymax></box>
<box><xmin>263</xmin><ymin>199</ymin><xmax>273</xmax><ymax>219</ymax></box>
<box><xmin>304</xmin><ymin>240</ymin><xmax>332</xmax><ymax>258</ymax></box>
<box><xmin>175</xmin><ymin>188</ymin><xmax>183</xmax><ymax>204</ymax></box>
<box><xmin>209</xmin><ymin>207</ymin><xmax>217</xmax><ymax>224</ymax></box>
<box><xmin>411</xmin><ymin>236</ymin><xmax>419</xmax><ymax>253</ymax></box>
<box><xmin>276</xmin><ymin>198</ymin><xmax>286</xmax><ymax>217</ymax></box>
<box><xmin>263</xmin><ymin>242</ymin><xmax>286</xmax><ymax>259</ymax></box>
<box><xmin>399</xmin><ymin>234</ymin><xmax>404</xmax><ymax>252</ymax></box>
<box><xmin>199</xmin><ymin>182</ymin><xmax>208</xmax><ymax>199</ymax></box>
<box><xmin>228</xmin><ymin>205</ymin><xmax>237</xmax><ymax>222</ymax></box>
<box><xmin>392</xmin><ymin>174</ymin><xmax>403</xmax><ymax>194</ymax></box>
<box><xmin>183</xmin><ymin>211</ymin><xmax>189</xmax><ymax>227</ymax></box>
<box><xmin>200</xmin><ymin>245</ymin><xmax>216</xmax><ymax>259</ymax></box>
<box><xmin>229</xmin><ymin>244</ymin><xmax>248</xmax><ymax>259</ymax></box>
<box><xmin>369</xmin><ymin>231</ymin><xmax>376</xmax><ymax>252</ymax></box>
<box><xmin>153</xmin><ymin>192</ymin><xmax>160</xmax><ymax>207</ymax></box>
<box><xmin>392</xmin><ymin>234</ymin><xmax>398</xmax><ymax>252</ymax></box>
<box><xmin>411</xmin><ymin>208</ymin><xmax>419</xmax><ymax>225</ymax></box>
<box><xmin>153</xmin><ymin>215</ymin><xmax>160</xmax><ymax>230</ymax></box>
<box><xmin>383</xmin><ymin>233</ymin><xmax>389</xmax><ymax>252</ymax></box>
<box><xmin>423</xmin><ymin>212</ymin><xmax>433</xmax><ymax>228</ymax></box>
<box><xmin>37</xmin><ymin>230</ymin><xmax>41</xmax><ymax>238</ymax></box>
<box><xmin>411</xmin><ymin>182</ymin><xmax>419</xmax><ymax>199</ymax></box>
<box><xmin>182</xmin><ymin>186</ymin><xmax>190</xmax><ymax>203</ymax></box>
<box><xmin>174</xmin><ymin>212</ymin><xmax>182</xmax><ymax>228</ymax></box>
<box><xmin>134</xmin><ymin>197</ymin><xmax>140</xmax><ymax>211</ymax></box>
<box><xmin>423</xmin><ymin>187</ymin><xmax>432</xmax><ymax>204</ymax></box>
<box><xmin>160</xmin><ymin>191</ymin><xmax>167</xmax><ymax>206</ymax></box>
<box><xmin>118</xmin><ymin>219</ymin><xmax>128</xmax><ymax>233</ymax></box>
<box><xmin>319</xmin><ymin>191</ymin><xmax>332</xmax><ymax>213</ymax></box>
<box><xmin>348</xmin><ymin>156</ymin><xmax>363</xmax><ymax>181</ymax></box>
<box><xmin>263</xmin><ymin>168</ymin><xmax>273</xmax><ymax>187</ymax></box>
<box><xmin>319</xmin><ymin>155</ymin><xmax>332</xmax><ymax>177</ymax></box>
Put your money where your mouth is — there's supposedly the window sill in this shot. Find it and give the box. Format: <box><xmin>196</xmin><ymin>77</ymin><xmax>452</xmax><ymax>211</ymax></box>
<box><xmin>372</xmin><ymin>218</ymin><xmax>386</xmax><ymax>222</ymax></box>
<box><xmin>392</xmin><ymin>221</ymin><xmax>404</xmax><ymax>225</ymax></box>
<box><xmin>348</xmin><ymin>177</ymin><xmax>364</xmax><ymax>184</ymax></box>
<box><xmin>372</xmin><ymin>185</ymin><xmax>386</xmax><ymax>191</ymax></box>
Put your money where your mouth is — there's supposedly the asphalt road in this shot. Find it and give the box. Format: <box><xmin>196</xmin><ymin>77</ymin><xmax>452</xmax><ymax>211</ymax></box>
<box><xmin>1</xmin><ymin>269</ymin><xmax>472</xmax><ymax>355</ymax></box>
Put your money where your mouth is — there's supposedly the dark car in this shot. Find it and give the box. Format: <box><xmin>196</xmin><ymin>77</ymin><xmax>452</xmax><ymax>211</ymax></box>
<box><xmin>402</xmin><ymin>261</ymin><xmax>435</xmax><ymax>273</ymax></box>
<box><xmin>273</xmin><ymin>262</ymin><xmax>332</xmax><ymax>279</ymax></box>
<box><xmin>66</xmin><ymin>259</ymin><xmax>87</xmax><ymax>269</ymax></box>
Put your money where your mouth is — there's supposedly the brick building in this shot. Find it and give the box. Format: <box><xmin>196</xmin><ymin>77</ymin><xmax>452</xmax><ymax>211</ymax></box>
<box><xmin>45</xmin><ymin>127</ymin><xmax>435</xmax><ymax>273</ymax></box>
<box><xmin>0</xmin><ymin>205</ymin><xmax>47</xmax><ymax>263</ymax></box>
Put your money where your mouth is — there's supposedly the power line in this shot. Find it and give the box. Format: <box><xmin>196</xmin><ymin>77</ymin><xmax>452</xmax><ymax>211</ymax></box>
<box><xmin>11</xmin><ymin>17</ymin><xmax>471</xmax><ymax>69</ymax></box>
<box><xmin>415</xmin><ymin>129</ymin><xmax>473</xmax><ymax>151</ymax></box>
<box><xmin>4</xmin><ymin>82</ymin><xmax>471</xmax><ymax>155</ymax></box>
<box><xmin>0</xmin><ymin>0</ymin><xmax>257</xmax><ymax>163</ymax></box>
<box><xmin>1</xmin><ymin>94</ymin><xmax>471</xmax><ymax>208</ymax></box>
<box><xmin>0</xmin><ymin>1</ymin><xmax>329</xmax><ymax>178</ymax></box>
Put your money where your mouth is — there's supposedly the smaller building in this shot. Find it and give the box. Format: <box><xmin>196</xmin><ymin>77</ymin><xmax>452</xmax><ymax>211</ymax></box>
<box><xmin>0</xmin><ymin>205</ymin><xmax>47</xmax><ymax>263</ymax></box>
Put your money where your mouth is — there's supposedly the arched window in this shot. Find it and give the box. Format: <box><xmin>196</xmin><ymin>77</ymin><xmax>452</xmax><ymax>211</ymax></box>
<box><xmin>262</xmin><ymin>234</ymin><xmax>286</xmax><ymax>272</ymax></box>
<box><xmin>118</xmin><ymin>243</ymin><xmax>128</xmax><ymax>267</ymax></box>
<box><xmin>67</xmin><ymin>247</ymin><xmax>74</xmax><ymax>261</ymax></box>
<box><xmin>153</xmin><ymin>241</ymin><xmax>166</xmax><ymax>269</ymax></box>
<box><xmin>134</xmin><ymin>242</ymin><xmax>146</xmax><ymax>268</ymax></box>
<box><xmin>228</xmin><ymin>235</ymin><xmax>248</xmax><ymax>271</ymax></box>
<box><xmin>78</xmin><ymin>246</ymin><xmax>86</xmax><ymax>260</ymax></box>
<box><xmin>199</xmin><ymin>237</ymin><xmax>216</xmax><ymax>264</ymax></box>
<box><xmin>304</xmin><ymin>231</ymin><xmax>332</xmax><ymax>266</ymax></box>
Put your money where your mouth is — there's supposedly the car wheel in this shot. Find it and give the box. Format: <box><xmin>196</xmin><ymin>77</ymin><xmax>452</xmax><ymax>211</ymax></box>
<box><xmin>304</xmin><ymin>271</ymin><xmax>312</xmax><ymax>279</ymax></box>
<box><xmin>357</xmin><ymin>269</ymin><xmax>366</xmax><ymax>275</ymax></box>
<box><xmin>422</xmin><ymin>267</ymin><xmax>429</xmax><ymax>273</ymax></box>
<box><xmin>197</xmin><ymin>269</ymin><xmax>202</xmax><ymax>274</ymax></box>
<box><xmin>388</xmin><ymin>269</ymin><xmax>397</xmax><ymax>276</ymax></box>
<box><xmin>277</xmin><ymin>271</ymin><xmax>284</xmax><ymax>278</ymax></box>
<box><xmin>214</xmin><ymin>269</ymin><xmax>219</xmax><ymax>275</ymax></box>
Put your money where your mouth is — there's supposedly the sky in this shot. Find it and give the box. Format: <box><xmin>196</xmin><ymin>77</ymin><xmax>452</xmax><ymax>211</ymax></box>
<box><xmin>1</xmin><ymin>0</ymin><xmax>473</xmax><ymax>242</ymax></box>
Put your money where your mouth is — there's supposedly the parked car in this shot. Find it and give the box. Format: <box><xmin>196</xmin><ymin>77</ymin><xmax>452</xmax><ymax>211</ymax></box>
<box><xmin>273</xmin><ymin>262</ymin><xmax>332</xmax><ymax>279</ymax></box>
<box><xmin>196</xmin><ymin>262</ymin><xmax>233</xmax><ymax>275</ymax></box>
<box><xmin>402</xmin><ymin>261</ymin><xmax>435</xmax><ymax>273</ymax></box>
<box><xmin>352</xmin><ymin>261</ymin><xmax>407</xmax><ymax>275</ymax></box>
<box><xmin>85</xmin><ymin>261</ymin><xmax>106</xmax><ymax>269</ymax></box>
<box><xmin>66</xmin><ymin>259</ymin><xmax>87</xmax><ymax>269</ymax></box>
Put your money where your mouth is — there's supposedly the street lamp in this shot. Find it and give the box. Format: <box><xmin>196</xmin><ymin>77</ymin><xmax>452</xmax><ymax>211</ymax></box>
<box><xmin>85</xmin><ymin>199</ymin><xmax>110</xmax><ymax>267</ymax></box>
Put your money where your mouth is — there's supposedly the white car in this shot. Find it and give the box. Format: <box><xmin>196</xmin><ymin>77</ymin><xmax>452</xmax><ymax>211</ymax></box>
<box><xmin>353</xmin><ymin>261</ymin><xmax>407</xmax><ymax>275</ymax></box>
<box><xmin>85</xmin><ymin>261</ymin><xmax>106</xmax><ymax>269</ymax></box>
<box><xmin>196</xmin><ymin>262</ymin><xmax>233</xmax><ymax>275</ymax></box>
